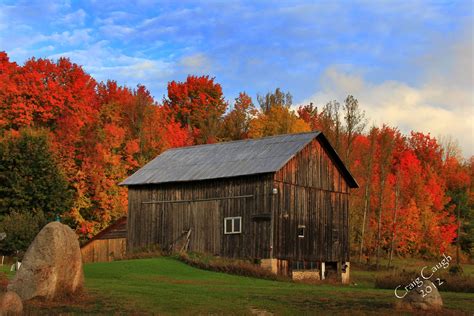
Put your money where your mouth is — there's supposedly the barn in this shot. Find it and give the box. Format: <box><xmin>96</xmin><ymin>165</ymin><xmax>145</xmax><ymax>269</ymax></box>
<box><xmin>120</xmin><ymin>131</ymin><xmax>358</xmax><ymax>281</ymax></box>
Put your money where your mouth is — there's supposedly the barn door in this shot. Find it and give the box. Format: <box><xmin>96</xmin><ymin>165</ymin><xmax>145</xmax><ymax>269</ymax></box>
<box><xmin>252</xmin><ymin>214</ymin><xmax>272</xmax><ymax>258</ymax></box>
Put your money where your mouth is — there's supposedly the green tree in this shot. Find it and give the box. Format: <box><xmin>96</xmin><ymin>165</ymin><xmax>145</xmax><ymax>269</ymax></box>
<box><xmin>0</xmin><ymin>210</ymin><xmax>46</xmax><ymax>255</ymax></box>
<box><xmin>0</xmin><ymin>128</ymin><xmax>73</xmax><ymax>220</ymax></box>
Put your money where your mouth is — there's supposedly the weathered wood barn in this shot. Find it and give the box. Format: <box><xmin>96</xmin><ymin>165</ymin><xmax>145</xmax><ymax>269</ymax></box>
<box><xmin>121</xmin><ymin>132</ymin><xmax>358</xmax><ymax>281</ymax></box>
<box><xmin>81</xmin><ymin>216</ymin><xmax>127</xmax><ymax>263</ymax></box>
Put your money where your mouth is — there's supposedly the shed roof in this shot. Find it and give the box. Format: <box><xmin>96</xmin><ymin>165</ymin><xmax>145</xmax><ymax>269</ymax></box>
<box><xmin>80</xmin><ymin>216</ymin><xmax>127</xmax><ymax>248</ymax></box>
<box><xmin>120</xmin><ymin>131</ymin><xmax>358</xmax><ymax>188</ymax></box>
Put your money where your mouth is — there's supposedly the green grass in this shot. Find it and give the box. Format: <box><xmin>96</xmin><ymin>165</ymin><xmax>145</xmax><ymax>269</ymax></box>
<box><xmin>78</xmin><ymin>257</ymin><xmax>474</xmax><ymax>315</ymax></box>
<box><xmin>0</xmin><ymin>264</ymin><xmax>15</xmax><ymax>278</ymax></box>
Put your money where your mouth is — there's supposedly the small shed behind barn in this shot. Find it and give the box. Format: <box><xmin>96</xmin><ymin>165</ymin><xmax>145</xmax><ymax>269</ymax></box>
<box><xmin>81</xmin><ymin>216</ymin><xmax>127</xmax><ymax>263</ymax></box>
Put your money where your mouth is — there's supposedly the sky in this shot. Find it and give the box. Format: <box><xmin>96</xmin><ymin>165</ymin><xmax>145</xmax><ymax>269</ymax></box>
<box><xmin>0</xmin><ymin>0</ymin><xmax>473</xmax><ymax>156</ymax></box>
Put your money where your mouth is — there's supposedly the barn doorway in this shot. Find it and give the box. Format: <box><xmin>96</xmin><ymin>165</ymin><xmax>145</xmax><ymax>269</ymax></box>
<box><xmin>252</xmin><ymin>213</ymin><xmax>272</xmax><ymax>258</ymax></box>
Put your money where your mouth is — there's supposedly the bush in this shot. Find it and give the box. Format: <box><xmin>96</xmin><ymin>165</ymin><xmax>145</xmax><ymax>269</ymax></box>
<box><xmin>124</xmin><ymin>244</ymin><xmax>163</xmax><ymax>260</ymax></box>
<box><xmin>0</xmin><ymin>210</ymin><xmax>47</xmax><ymax>256</ymax></box>
<box><xmin>177</xmin><ymin>252</ymin><xmax>286</xmax><ymax>281</ymax></box>
<box><xmin>375</xmin><ymin>269</ymin><xmax>474</xmax><ymax>293</ymax></box>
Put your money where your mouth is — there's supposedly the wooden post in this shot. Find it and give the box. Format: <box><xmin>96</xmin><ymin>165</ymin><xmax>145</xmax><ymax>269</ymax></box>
<box><xmin>321</xmin><ymin>262</ymin><xmax>326</xmax><ymax>280</ymax></box>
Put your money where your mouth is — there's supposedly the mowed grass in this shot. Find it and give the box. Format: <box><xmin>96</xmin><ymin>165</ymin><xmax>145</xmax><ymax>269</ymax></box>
<box><xmin>81</xmin><ymin>257</ymin><xmax>474</xmax><ymax>315</ymax></box>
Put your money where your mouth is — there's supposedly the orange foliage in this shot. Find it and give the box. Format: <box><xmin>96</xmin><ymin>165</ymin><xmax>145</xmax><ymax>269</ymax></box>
<box><xmin>0</xmin><ymin>51</ymin><xmax>469</xmax><ymax>255</ymax></box>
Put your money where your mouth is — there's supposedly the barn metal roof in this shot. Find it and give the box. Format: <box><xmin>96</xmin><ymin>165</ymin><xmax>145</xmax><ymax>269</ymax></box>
<box><xmin>120</xmin><ymin>131</ymin><xmax>358</xmax><ymax>188</ymax></box>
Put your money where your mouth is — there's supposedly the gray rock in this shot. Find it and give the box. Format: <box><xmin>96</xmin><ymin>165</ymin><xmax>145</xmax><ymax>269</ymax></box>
<box><xmin>8</xmin><ymin>222</ymin><xmax>84</xmax><ymax>300</ymax></box>
<box><xmin>396</xmin><ymin>280</ymin><xmax>443</xmax><ymax>311</ymax></box>
<box><xmin>0</xmin><ymin>291</ymin><xmax>23</xmax><ymax>315</ymax></box>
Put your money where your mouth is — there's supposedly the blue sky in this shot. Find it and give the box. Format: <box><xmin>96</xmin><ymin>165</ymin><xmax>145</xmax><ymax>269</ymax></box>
<box><xmin>0</xmin><ymin>0</ymin><xmax>473</xmax><ymax>155</ymax></box>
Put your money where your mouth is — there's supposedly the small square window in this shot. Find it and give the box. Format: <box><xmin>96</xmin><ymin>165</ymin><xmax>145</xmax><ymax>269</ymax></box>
<box><xmin>298</xmin><ymin>225</ymin><xmax>305</xmax><ymax>238</ymax></box>
<box><xmin>224</xmin><ymin>217</ymin><xmax>242</xmax><ymax>234</ymax></box>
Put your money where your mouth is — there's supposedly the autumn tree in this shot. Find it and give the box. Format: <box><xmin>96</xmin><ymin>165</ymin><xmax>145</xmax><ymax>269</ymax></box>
<box><xmin>375</xmin><ymin>126</ymin><xmax>396</xmax><ymax>268</ymax></box>
<box><xmin>220</xmin><ymin>92</ymin><xmax>256</xmax><ymax>141</ymax></box>
<box><xmin>298</xmin><ymin>100</ymin><xmax>344</xmax><ymax>154</ymax></box>
<box><xmin>357</xmin><ymin>127</ymin><xmax>377</xmax><ymax>263</ymax></box>
<box><xmin>257</xmin><ymin>88</ymin><xmax>292</xmax><ymax>113</ymax></box>
<box><xmin>164</xmin><ymin>75</ymin><xmax>227</xmax><ymax>144</ymax></box>
<box><xmin>249</xmin><ymin>88</ymin><xmax>309</xmax><ymax>137</ymax></box>
<box><xmin>342</xmin><ymin>95</ymin><xmax>366</xmax><ymax>164</ymax></box>
<box><xmin>297</xmin><ymin>102</ymin><xmax>319</xmax><ymax>130</ymax></box>
<box><xmin>249</xmin><ymin>104</ymin><xmax>310</xmax><ymax>138</ymax></box>
<box><xmin>0</xmin><ymin>51</ymin><xmax>468</xmax><ymax>257</ymax></box>
<box><xmin>443</xmin><ymin>154</ymin><xmax>471</xmax><ymax>262</ymax></box>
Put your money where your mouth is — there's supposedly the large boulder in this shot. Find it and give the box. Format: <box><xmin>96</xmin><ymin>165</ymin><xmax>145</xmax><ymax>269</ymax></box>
<box><xmin>396</xmin><ymin>280</ymin><xmax>443</xmax><ymax>311</ymax></box>
<box><xmin>0</xmin><ymin>291</ymin><xmax>23</xmax><ymax>315</ymax></box>
<box><xmin>8</xmin><ymin>222</ymin><xmax>84</xmax><ymax>300</ymax></box>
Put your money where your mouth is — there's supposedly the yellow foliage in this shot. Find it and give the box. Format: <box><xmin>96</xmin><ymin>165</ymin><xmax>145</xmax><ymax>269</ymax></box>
<box><xmin>248</xmin><ymin>105</ymin><xmax>310</xmax><ymax>138</ymax></box>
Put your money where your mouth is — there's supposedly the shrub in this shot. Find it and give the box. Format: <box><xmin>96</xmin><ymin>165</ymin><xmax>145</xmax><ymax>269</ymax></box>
<box><xmin>177</xmin><ymin>252</ymin><xmax>286</xmax><ymax>281</ymax></box>
<box><xmin>123</xmin><ymin>244</ymin><xmax>163</xmax><ymax>260</ymax></box>
<box><xmin>0</xmin><ymin>210</ymin><xmax>47</xmax><ymax>256</ymax></box>
<box><xmin>375</xmin><ymin>269</ymin><xmax>474</xmax><ymax>293</ymax></box>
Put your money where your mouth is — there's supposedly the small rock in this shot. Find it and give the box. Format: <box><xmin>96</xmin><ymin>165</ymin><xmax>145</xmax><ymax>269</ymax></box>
<box><xmin>8</xmin><ymin>222</ymin><xmax>84</xmax><ymax>301</ymax></box>
<box><xmin>396</xmin><ymin>280</ymin><xmax>443</xmax><ymax>311</ymax></box>
<box><xmin>0</xmin><ymin>291</ymin><xmax>23</xmax><ymax>315</ymax></box>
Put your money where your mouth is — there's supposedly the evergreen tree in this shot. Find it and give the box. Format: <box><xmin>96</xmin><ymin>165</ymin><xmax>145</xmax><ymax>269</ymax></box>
<box><xmin>0</xmin><ymin>128</ymin><xmax>73</xmax><ymax>220</ymax></box>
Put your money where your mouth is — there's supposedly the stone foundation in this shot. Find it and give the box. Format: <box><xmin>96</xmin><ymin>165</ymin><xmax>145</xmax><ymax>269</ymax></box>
<box><xmin>260</xmin><ymin>259</ymin><xmax>278</xmax><ymax>274</ymax></box>
<box><xmin>260</xmin><ymin>259</ymin><xmax>350</xmax><ymax>283</ymax></box>
<box><xmin>292</xmin><ymin>270</ymin><xmax>321</xmax><ymax>281</ymax></box>
<box><xmin>260</xmin><ymin>259</ymin><xmax>291</xmax><ymax>276</ymax></box>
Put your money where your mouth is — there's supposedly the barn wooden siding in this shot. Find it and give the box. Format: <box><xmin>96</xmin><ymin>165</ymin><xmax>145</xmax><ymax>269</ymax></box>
<box><xmin>81</xmin><ymin>217</ymin><xmax>127</xmax><ymax>263</ymax></box>
<box><xmin>81</xmin><ymin>238</ymin><xmax>126</xmax><ymax>263</ymax></box>
<box><xmin>272</xmin><ymin>138</ymin><xmax>350</xmax><ymax>262</ymax></box>
<box><xmin>127</xmin><ymin>174</ymin><xmax>274</xmax><ymax>259</ymax></box>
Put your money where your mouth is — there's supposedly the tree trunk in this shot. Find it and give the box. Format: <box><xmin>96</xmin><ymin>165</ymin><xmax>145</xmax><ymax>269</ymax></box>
<box><xmin>388</xmin><ymin>171</ymin><xmax>400</xmax><ymax>268</ymax></box>
<box><xmin>358</xmin><ymin>171</ymin><xmax>372</xmax><ymax>263</ymax></box>
<box><xmin>456</xmin><ymin>204</ymin><xmax>461</xmax><ymax>265</ymax></box>
<box><xmin>358</xmin><ymin>131</ymin><xmax>375</xmax><ymax>264</ymax></box>
<box><xmin>375</xmin><ymin>178</ymin><xmax>385</xmax><ymax>269</ymax></box>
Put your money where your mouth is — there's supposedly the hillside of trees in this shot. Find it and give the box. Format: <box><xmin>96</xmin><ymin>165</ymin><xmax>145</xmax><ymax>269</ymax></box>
<box><xmin>0</xmin><ymin>52</ymin><xmax>472</xmax><ymax>263</ymax></box>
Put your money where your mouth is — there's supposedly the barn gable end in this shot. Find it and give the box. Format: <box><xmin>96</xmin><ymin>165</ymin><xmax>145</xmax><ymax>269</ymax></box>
<box><xmin>272</xmin><ymin>137</ymin><xmax>350</xmax><ymax>263</ymax></box>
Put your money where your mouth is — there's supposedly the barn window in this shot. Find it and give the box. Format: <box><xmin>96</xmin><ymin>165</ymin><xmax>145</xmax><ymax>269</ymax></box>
<box><xmin>224</xmin><ymin>217</ymin><xmax>242</xmax><ymax>234</ymax></box>
<box><xmin>298</xmin><ymin>225</ymin><xmax>305</xmax><ymax>238</ymax></box>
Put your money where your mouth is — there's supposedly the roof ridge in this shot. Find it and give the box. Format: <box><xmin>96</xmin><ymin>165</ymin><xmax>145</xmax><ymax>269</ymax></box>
<box><xmin>165</xmin><ymin>131</ymin><xmax>321</xmax><ymax>151</ymax></box>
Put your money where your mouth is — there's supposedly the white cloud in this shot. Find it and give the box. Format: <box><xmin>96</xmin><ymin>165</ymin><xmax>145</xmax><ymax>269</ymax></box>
<box><xmin>180</xmin><ymin>53</ymin><xmax>211</xmax><ymax>73</ymax></box>
<box><xmin>46</xmin><ymin>29</ymin><xmax>93</xmax><ymax>45</ymax></box>
<box><xmin>303</xmin><ymin>67</ymin><xmax>473</xmax><ymax>157</ymax></box>
<box><xmin>303</xmin><ymin>19</ymin><xmax>473</xmax><ymax>157</ymax></box>
<box><xmin>59</xmin><ymin>9</ymin><xmax>87</xmax><ymax>26</ymax></box>
<box><xmin>47</xmin><ymin>42</ymin><xmax>175</xmax><ymax>98</ymax></box>
<box><xmin>99</xmin><ymin>24</ymin><xmax>135</xmax><ymax>38</ymax></box>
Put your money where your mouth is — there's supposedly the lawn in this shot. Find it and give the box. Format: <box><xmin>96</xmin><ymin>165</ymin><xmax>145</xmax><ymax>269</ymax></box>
<box><xmin>19</xmin><ymin>257</ymin><xmax>469</xmax><ymax>315</ymax></box>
